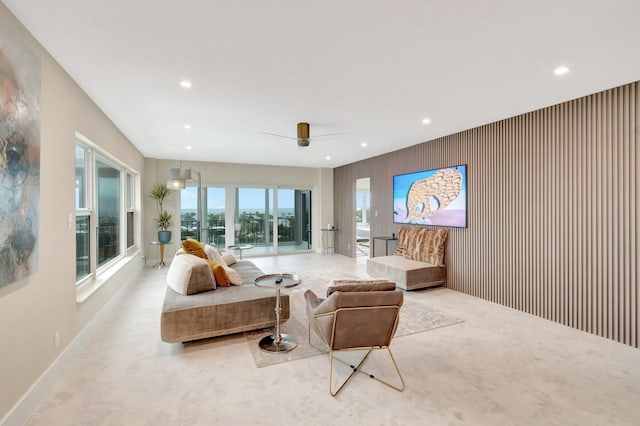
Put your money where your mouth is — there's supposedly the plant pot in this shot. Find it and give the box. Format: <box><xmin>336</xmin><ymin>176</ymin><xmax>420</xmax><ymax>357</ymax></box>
<box><xmin>158</xmin><ymin>231</ymin><xmax>172</xmax><ymax>244</ymax></box>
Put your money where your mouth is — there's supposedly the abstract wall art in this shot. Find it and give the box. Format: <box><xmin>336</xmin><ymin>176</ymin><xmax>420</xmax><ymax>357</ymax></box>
<box><xmin>0</xmin><ymin>29</ymin><xmax>40</xmax><ymax>289</ymax></box>
<box><xmin>393</xmin><ymin>164</ymin><xmax>467</xmax><ymax>228</ymax></box>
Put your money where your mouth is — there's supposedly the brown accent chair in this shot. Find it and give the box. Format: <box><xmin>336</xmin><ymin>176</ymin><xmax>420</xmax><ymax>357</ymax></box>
<box><xmin>304</xmin><ymin>281</ymin><xmax>405</xmax><ymax>396</ymax></box>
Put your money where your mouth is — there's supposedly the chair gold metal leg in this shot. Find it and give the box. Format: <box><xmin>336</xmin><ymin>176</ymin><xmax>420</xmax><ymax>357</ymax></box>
<box><xmin>329</xmin><ymin>347</ymin><xmax>405</xmax><ymax>395</ymax></box>
<box><xmin>330</xmin><ymin>349</ymin><xmax>373</xmax><ymax>396</ymax></box>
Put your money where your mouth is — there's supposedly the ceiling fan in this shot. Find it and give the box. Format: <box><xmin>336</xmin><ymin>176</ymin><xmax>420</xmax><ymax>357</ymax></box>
<box><xmin>261</xmin><ymin>122</ymin><xmax>342</xmax><ymax>148</ymax></box>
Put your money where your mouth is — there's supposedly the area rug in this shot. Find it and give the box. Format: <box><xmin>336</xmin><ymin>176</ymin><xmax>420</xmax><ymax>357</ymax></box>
<box><xmin>245</xmin><ymin>270</ymin><xmax>463</xmax><ymax>368</ymax></box>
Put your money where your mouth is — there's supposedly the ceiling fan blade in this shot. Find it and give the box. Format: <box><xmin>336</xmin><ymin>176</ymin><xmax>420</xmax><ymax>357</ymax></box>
<box><xmin>260</xmin><ymin>131</ymin><xmax>298</xmax><ymax>141</ymax></box>
<box><xmin>312</xmin><ymin>132</ymin><xmax>344</xmax><ymax>140</ymax></box>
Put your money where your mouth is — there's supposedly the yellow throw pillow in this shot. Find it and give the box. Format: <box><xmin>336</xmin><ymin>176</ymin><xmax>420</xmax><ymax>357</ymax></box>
<box><xmin>206</xmin><ymin>259</ymin><xmax>231</xmax><ymax>287</ymax></box>
<box><xmin>183</xmin><ymin>238</ymin><xmax>206</xmax><ymax>259</ymax></box>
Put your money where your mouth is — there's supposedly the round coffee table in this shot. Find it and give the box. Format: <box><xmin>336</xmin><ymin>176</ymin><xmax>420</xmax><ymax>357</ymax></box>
<box><xmin>254</xmin><ymin>273</ymin><xmax>300</xmax><ymax>353</ymax></box>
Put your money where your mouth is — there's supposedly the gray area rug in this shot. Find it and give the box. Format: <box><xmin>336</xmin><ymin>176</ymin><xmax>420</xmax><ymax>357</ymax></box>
<box><xmin>245</xmin><ymin>269</ymin><xmax>463</xmax><ymax>368</ymax></box>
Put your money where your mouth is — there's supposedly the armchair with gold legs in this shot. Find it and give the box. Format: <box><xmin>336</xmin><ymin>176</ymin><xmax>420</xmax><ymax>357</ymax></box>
<box><xmin>304</xmin><ymin>280</ymin><xmax>405</xmax><ymax>396</ymax></box>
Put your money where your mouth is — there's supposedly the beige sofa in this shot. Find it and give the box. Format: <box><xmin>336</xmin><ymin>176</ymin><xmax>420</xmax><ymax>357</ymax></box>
<box><xmin>160</xmin><ymin>253</ymin><xmax>290</xmax><ymax>343</ymax></box>
<box><xmin>367</xmin><ymin>227</ymin><xmax>447</xmax><ymax>291</ymax></box>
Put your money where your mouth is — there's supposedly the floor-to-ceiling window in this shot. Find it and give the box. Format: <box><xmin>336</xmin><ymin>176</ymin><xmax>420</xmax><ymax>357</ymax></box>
<box><xmin>235</xmin><ymin>187</ymin><xmax>273</xmax><ymax>255</ymax></box>
<box><xmin>180</xmin><ymin>187</ymin><xmax>199</xmax><ymax>241</ymax></box>
<box><xmin>205</xmin><ymin>187</ymin><xmax>225</xmax><ymax>248</ymax></box>
<box><xmin>277</xmin><ymin>188</ymin><xmax>312</xmax><ymax>252</ymax></box>
<box><xmin>178</xmin><ymin>185</ymin><xmax>312</xmax><ymax>256</ymax></box>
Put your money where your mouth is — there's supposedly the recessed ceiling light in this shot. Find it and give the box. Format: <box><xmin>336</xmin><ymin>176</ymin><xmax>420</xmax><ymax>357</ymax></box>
<box><xmin>325</xmin><ymin>156</ymin><xmax>331</xmax><ymax>160</ymax></box>
<box><xmin>421</xmin><ymin>117</ymin><xmax>431</xmax><ymax>125</ymax></box>
<box><xmin>361</xmin><ymin>142</ymin><xmax>368</xmax><ymax>147</ymax></box>
<box><xmin>180</xmin><ymin>80</ymin><xmax>192</xmax><ymax>88</ymax></box>
<box><xmin>184</xmin><ymin>124</ymin><xmax>192</xmax><ymax>130</ymax></box>
<box><xmin>554</xmin><ymin>65</ymin><xmax>570</xmax><ymax>76</ymax></box>
<box><xmin>186</xmin><ymin>145</ymin><xmax>192</xmax><ymax>150</ymax></box>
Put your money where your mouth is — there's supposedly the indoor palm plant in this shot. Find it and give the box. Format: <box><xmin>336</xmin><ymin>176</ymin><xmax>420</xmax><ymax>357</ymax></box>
<box><xmin>150</xmin><ymin>183</ymin><xmax>173</xmax><ymax>243</ymax></box>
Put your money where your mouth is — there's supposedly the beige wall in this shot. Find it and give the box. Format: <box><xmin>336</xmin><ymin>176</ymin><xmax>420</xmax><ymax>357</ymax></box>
<box><xmin>143</xmin><ymin>159</ymin><xmax>332</xmax><ymax>257</ymax></box>
<box><xmin>334</xmin><ymin>82</ymin><xmax>639</xmax><ymax>348</ymax></box>
<box><xmin>0</xmin><ymin>4</ymin><xmax>145</xmax><ymax>419</ymax></box>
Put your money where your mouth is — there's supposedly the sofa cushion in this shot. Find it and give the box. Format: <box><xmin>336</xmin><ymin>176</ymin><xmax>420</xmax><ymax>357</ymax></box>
<box><xmin>167</xmin><ymin>254</ymin><xmax>216</xmax><ymax>295</ymax></box>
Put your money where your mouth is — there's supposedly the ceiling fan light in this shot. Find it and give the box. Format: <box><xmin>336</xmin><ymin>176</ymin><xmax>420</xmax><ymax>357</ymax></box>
<box><xmin>297</xmin><ymin>122</ymin><xmax>310</xmax><ymax>139</ymax></box>
<box><xmin>298</xmin><ymin>139</ymin><xmax>310</xmax><ymax>148</ymax></box>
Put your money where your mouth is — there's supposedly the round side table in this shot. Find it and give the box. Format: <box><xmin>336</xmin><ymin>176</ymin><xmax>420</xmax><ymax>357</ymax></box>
<box><xmin>254</xmin><ymin>273</ymin><xmax>300</xmax><ymax>352</ymax></box>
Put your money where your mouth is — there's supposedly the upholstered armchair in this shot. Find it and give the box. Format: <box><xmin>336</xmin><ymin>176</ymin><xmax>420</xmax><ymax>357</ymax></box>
<box><xmin>304</xmin><ymin>280</ymin><xmax>405</xmax><ymax>396</ymax></box>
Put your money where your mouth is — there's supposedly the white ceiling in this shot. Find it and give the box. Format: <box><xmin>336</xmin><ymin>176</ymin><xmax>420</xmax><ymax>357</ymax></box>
<box><xmin>4</xmin><ymin>0</ymin><xmax>640</xmax><ymax>168</ymax></box>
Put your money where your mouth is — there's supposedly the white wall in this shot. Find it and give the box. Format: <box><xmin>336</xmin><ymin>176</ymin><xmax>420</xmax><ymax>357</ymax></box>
<box><xmin>0</xmin><ymin>4</ymin><xmax>145</xmax><ymax>420</ymax></box>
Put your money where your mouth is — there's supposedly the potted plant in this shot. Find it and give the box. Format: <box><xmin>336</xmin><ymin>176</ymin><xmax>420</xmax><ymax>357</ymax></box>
<box><xmin>150</xmin><ymin>183</ymin><xmax>173</xmax><ymax>243</ymax></box>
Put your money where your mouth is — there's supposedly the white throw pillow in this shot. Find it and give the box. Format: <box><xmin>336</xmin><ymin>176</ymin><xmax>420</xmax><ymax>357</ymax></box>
<box><xmin>224</xmin><ymin>265</ymin><xmax>243</xmax><ymax>285</ymax></box>
<box><xmin>222</xmin><ymin>253</ymin><xmax>237</xmax><ymax>266</ymax></box>
<box><xmin>204</xmin><ymin>244</ymin><xmax>227</xmax><ymax>266</ymax></box>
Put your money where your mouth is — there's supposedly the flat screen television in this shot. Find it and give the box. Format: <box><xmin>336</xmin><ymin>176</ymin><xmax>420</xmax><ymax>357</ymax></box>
<box><xmin>393</xmin><ymin>164</ymin><xmax>467</xmax><ymax>228</ymax></box>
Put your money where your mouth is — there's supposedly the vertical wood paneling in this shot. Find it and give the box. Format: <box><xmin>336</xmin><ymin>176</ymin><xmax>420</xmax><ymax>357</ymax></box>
<box><xmin>334</xmin><ymin>82</ymin><xmax>640</xmax><ymax>348</ymax></box>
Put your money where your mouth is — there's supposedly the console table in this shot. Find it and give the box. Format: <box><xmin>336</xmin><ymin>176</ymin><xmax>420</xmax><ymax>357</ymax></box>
<box><xmin>321</xmin><ymin>228</ymin><xmax>338</xmax><ymax>255</ymax></box>
<box><xmin>372</xmin><ymin>236</ymin><xmax>397</xmax><ymax>257</ymax></box>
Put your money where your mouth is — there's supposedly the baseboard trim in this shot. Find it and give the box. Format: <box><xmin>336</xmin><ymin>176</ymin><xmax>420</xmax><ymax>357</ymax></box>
<box><xmin>0</xmin><ymin>260</ymin><xmax>143</xmax><ymax>426</ymax></box>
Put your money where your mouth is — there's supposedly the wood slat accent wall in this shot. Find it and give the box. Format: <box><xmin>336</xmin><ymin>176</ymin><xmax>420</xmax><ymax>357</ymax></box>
<box><xmin>334</xmin><ymin>82</ymin><xmax>639</xmax><ymax>347</ymax></box>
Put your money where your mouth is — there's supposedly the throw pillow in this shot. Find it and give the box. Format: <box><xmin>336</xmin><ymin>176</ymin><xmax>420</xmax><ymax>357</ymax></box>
<box><xmin>204</xmin><ymin>244</ymin><xmax>227</xmax><ymax>266</ymax></box>
<box><xmin>206</xmin><ymin>259</ymin><xmax>231</xmax><ymax>287</ymax></box>
<box><xmin>222</xmin><ymin>253</ymin><xmax>237</xmax><ymax>266</ymax></box>
<box><xmin>223</xmin><ymin>265</ymin><xmax>243</xmax><ymax>285</ymax></box>
<box><xmin>182</xmin><ymin>238</ymin><xmax>207</xmax><ymax>259</ymax></box>
<box><xmin>406</xmin><ymin>228</ymin><xmax>448</xmax><ymax>265</ymax></box>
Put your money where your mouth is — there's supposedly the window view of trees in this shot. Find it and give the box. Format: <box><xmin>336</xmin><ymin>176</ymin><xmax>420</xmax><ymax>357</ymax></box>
<box><xmin>180</xmin><ymin>186</ymin><xmax>311</xmax><ymax>253</ymax></box>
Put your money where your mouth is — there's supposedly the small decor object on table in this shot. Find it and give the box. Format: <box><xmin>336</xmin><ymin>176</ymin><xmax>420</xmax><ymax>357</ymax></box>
<box><xmin>254</xmin><ymin>273</ymin><xmax>300</xmax><ymax>353</ymax></box>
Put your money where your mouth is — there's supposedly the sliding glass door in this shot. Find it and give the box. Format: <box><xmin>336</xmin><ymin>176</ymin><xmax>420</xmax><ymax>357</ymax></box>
<box><xmin>277</xmin><ymin>189</ymin><xmax>312</xmax><ymax>252</ymax></box>
<box><xmin>179</xmin><ymin>185</ymin><xmax>312</xmax><ymax>256</ymax></box>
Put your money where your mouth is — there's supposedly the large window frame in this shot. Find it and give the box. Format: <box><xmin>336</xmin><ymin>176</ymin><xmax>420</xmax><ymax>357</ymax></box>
<box><xmin>75</xmin><ymin>133</ymin><xmax>140</xmax><ymax>287</ymax></box>
<box><xmin>179</xmin><ymin>184</ymin><xmax>312</xmax><ymax>256</ymax></box>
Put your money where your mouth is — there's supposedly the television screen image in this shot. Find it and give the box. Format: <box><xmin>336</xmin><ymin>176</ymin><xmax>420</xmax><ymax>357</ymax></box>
<box><xmin>393</xmin><ymin>164</ymin><xmax>467</xmax><ymax>228</ymax></box>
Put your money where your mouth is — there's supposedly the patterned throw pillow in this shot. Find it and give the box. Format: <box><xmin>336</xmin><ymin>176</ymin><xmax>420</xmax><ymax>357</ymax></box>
<box><xmin>406</xmin><ymin>228</ymin><xmax>448</xmax><ymax>265</ymax></box>
<box><xmin>394</xmin><ymin>227</ymin><xmax>409</xmax><ymax>256</ymax></box>
<box><xmin>182</xmin><ymin>238</ymin><xmax>207</xmax><ymax>259</ymax></box>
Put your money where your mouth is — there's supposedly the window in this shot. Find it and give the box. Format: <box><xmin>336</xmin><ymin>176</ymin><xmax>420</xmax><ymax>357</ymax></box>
<box><xmin>75</xmin><ymin>145</ymin><xmax>91</xmax><ymax>281</ymax></box>
<box><xmin>205</xmin><ymin>187</ymin><xmax>225</xmax><ymax>248</ymax></box>
<box><xmin>96</xmin><ymin>159</ymin><xmax>120</xmax><ymax>266</ymax></box>
<box><xmin>126</xmin><ymin>173</ymin><xmax>135</xmax><ymax>249</ymax></box>
<box><xmin>75</xmin><ymin>135</ymin><xmax>139</xmax><ymax>285</ymax></box>
<box><xmin>180</xmin><ymin>187</ymin><xmax>199</xmax><ymax>241</ymax></box>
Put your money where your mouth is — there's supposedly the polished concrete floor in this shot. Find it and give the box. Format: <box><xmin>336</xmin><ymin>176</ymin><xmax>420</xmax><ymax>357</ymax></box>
<box><xmin>26</xmin><ymin>253</ymin><xmax>640</xmax><ymax>425</ymax></box>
